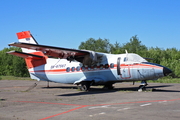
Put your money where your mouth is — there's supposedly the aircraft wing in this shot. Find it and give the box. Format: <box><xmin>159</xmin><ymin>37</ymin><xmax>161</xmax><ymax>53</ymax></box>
<box><xmin>8</xmin><ymin>42</ymin><xmax>99</xmax><ymax>64</ymax></box>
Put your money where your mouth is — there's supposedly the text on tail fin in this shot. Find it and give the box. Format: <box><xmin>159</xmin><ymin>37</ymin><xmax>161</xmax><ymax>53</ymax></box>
<box><xmin>17</xmin><ymin>31</ymin><xmax>38</xmax><ymax>44</ymax></box>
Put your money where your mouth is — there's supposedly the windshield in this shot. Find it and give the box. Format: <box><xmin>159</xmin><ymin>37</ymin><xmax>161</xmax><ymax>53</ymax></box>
<box><xmin>125</xmin><ymin>53</ymin><xmax>147</xmax><ymax>63</ymax></box>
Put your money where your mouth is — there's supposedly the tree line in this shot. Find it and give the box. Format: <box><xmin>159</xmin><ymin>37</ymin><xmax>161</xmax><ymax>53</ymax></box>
<box><xmin>79</xmin><ymin>35</ymin><xmax>180</xmax><ymax>78</ymax></box>
<box><xmin>0</xmin><ymin>35</ymin><xmax>180</xmax><ymax>78</ymax></box>
<box><xmin>0</xmin><ymin>47</ymin><xmax>29</xmax><ymax>77</ymax></box>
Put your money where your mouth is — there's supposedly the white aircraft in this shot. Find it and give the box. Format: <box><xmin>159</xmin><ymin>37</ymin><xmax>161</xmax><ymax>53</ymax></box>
<box><xmin>7</xmin><ymin>31</ymin><xmax>172</xmax><ymax>91</ymax></box>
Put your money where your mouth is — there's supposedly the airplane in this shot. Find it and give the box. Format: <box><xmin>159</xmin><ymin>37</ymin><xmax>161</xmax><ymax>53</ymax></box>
<box><xmin>7</xmin><ymin>31</ymin><xmax>172</xmax><ymax>91</ymax></box>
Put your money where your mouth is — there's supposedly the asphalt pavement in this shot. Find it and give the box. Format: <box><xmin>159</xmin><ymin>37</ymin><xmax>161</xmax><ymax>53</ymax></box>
<box><xmin>0</xmin><ymin>80</ymin><xmax>180</xmax><ymax>120</ymax></box>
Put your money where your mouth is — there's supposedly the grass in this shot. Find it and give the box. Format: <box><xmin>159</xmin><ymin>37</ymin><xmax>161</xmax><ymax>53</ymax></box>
<box><xmin>148</xmin><ymin>78</ymin><xmax>180</xmax><ymax>83</ymax></box>
<box><xmin>0</xmin><ymin>76</ymin><xmax>180</xmax><ymax>83</ymax></box>
<box><xmin>0</xmin><ymin>76</ymin><xmax>32</xmax><ymax>80</ymax></box>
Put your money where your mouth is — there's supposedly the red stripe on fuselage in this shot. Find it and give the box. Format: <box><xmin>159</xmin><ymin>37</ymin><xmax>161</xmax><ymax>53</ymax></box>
<box><xmin>29</xmin><ymin>63</ymin><xmax>163</xmax><ymax>74</ymax></box>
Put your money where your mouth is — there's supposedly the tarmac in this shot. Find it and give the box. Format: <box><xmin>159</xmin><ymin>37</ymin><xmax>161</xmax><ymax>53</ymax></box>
<box><xmin>0</xmin><ymin>80</ymin><xmax>180</xmax><ymax>120</ymax></box>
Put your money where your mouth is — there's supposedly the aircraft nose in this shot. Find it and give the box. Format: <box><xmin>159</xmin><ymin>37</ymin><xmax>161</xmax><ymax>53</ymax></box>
<box><xmin>163</xmin><ymin>67</ymin><xmax>172</xmax><ymax>76</ymax></box>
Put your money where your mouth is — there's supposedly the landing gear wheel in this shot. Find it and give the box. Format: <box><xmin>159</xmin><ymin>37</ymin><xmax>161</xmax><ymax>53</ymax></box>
<box><xmin>138</xmin><ymin>81</ymin><xmax>148</xmax><ymax>92</ymax></box>
<box><xmin>80</xmin><ymin>82</ymin><xmax>90</xmax><ymax>91</ymax></box>
<box><xmin>138</xmin><ymin>85</ymin><xmax>146</xmax><ymax>91</ymax></box>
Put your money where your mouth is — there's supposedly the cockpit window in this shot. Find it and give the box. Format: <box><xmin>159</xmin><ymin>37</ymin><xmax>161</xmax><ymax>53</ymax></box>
<box><xmin>125</xmin><ymin>54</ymin><xmax>147</xmax><ymax>63</ymax></box>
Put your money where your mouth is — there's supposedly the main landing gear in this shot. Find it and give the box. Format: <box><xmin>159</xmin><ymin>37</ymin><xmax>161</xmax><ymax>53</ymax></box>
<box><xmin>78</xmin><ymin>82</ymin><xmax>91</xmax><ymax>91</ymax></box>
<box><xmin>77</xmin><ymin>81</ymin><xmax>114</xmax><ymax>91</ymax></box>
<box><xmin>138</xmin><ymin>80</ymin><xmax>148</xmax><ymax>92</ymax></box>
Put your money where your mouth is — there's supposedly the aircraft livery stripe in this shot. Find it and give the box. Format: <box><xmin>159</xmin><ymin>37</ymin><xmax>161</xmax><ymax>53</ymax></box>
<box><xmin>29</xmin><ymin>63</ymin><xmax>163</xmax><ymax>74</ymax></box>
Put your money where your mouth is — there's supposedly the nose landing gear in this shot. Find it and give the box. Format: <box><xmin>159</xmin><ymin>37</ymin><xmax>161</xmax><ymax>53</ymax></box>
<box><xmin>138</xmin><ymin>80</ymin><xmax>148</xmax><ymax>92</ymax></box>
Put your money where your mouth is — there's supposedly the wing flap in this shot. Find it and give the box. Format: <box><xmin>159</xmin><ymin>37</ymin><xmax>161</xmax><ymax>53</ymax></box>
<box><xmin>7</xmin><ymin>51</ymin><xmax>44</xmax><ymax>59</ymax></box>
<box><xmin>8</xmin><ymin>42</ymin><xmax>89</xmax><ymax>59</ymax></box>
<box><xmin>8</xmin><ymin>42</ymin><xmax>104</xmax><ymax>65</ymax></box>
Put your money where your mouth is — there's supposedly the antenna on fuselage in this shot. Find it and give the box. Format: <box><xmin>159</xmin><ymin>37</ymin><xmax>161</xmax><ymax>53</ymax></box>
<box><xmin>125</xmin><ymin>49</ymin><xmax>128</xmax><ymax>54</ymax></box>
<box><xmin>125</xmin><ymin>49</ymin><xmax>128</xmax><ymax>60</ymax></box>
<box><xmin>124</xmin><ymin>49</ymin><xmax>129</xmax><ymax>62</ymax></box>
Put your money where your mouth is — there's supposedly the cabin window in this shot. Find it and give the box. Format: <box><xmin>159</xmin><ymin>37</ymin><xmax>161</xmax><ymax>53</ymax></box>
<box><xmin>93</xmin><ymin>65</ymin><xmax>97</xmax><ymax>70</ymax></box>
<box><xmin>124</xmin><ymin>57</ymin><xmax>128</xmax><ymax>62</ymax></box>
<box><xmin>76</xmin><ymin>66</ymin><xmax>80</xmax><ymax>71</ymax></box>
<box><xmin>66</xmin><ymin>67</ymin><xmax>70</xmax><ymax>72</ymax></box>
<box><xmin>99</xmin><ymin>64</ymin><xmax>103</xmax><ymax>69</ymax></box>
<box><xmin>88</xmin><ymin>67</ymin><xmax>91</xmax><ymax>70</ymax></box>
<box><xmin>105</xmin><ymin>64</ymin><xmax>109</xmax><ymax>69</ymax></box>
<box><xmin>71</xmin><ymin>67</ymin><xmax>75</xmax><ymax>72</ymax></box>
<box><xmin>110</xmin><ymin>63</ymin><xmax>114</xmax><ymax>68</ymax></box>
<box><xmin>81</xmin><ymin>66</ymin><xmax>85</xmax><ymax>71</ymax></box>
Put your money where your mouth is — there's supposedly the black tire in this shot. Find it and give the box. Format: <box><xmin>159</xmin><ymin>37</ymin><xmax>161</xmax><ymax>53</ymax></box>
<box><xmin>80</xmin><ymin>82</ymin><xmax>90</xmax><ymax>91</ymax></box>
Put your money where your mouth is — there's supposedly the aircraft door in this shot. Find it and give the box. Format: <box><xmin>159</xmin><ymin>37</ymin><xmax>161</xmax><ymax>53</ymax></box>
<box><xmin>117</xmin><ymin>57</ymin><xmax>131</xmax><ymax>79</ymax></box>
<box><xmin>117</xmin><ymin>57</ymin><xmax>121</xmax><ymax>75</ymax></box>
<box><xmin>121</xmin><ymin>64</ymin><xmax>131</xmax><ymax>79</ymax></box>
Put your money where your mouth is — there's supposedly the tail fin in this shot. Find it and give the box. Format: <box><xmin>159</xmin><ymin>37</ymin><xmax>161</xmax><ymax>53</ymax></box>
<box><xmin>17</xmin><ymin>31</ymin><xmax>38</xmax><ymax>53</ymax></box>
<box><xmin>15</xmin><ymin>31</ymin><xmax>47</xmax><ymax>69</ymax></box>
<box><xmin>7</xmin><ymin>31</ymin><xmax>47</xmax><ymax>81</ymax></box>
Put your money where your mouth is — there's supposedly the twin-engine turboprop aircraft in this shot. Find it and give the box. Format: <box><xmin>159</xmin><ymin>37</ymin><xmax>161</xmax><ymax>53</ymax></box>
<box><xmin>7</xmin><ymin>31</ymin><xmax>172</xmax><ymax>91</ymax></box>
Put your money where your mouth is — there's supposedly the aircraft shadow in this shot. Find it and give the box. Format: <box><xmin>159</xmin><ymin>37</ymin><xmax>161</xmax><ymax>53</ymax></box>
<box><xmin>152</xmin><ymin>89</ymin><xmax>180</xmax><ymax>92</ymax></box>
<box><xmin>144</xmin><ymin>85</ymin><xmax>180</xmax><ymax>92</ymax></box>
<box><xmin>149</xmin><ymin>85</ymin><xmax>180</xmax><ymax>92</ymax></box>
<box><xmin>58</xmin><ymin>88</ymin><xmax>118</xmax><ymax>96</ymax></box>
<box><xmin>41</xmin><ymin>86</ymin><xmax>78</xmax><ymax>89</ymax></box>
<box><xmin>57</xmin><ymin>84</ymin><xmax>180</xmax><ymax>96</ymax></box>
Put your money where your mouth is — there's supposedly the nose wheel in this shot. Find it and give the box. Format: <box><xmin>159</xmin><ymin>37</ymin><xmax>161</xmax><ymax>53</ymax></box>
<box><xmin>138</xmin><ymin>80</ymin><xmax>148</xmax><ymax>92</ymax></box>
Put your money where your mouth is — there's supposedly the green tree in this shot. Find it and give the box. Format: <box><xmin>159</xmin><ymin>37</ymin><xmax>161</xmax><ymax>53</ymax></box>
<box><xmin>122</xmin><ymin>35</ymin><xmax>148</xmax><ymax>54</ymax></box>
<box><xmin>79</xmin><ymin>38</ymin><xmax>112</xmax><ymax>53</ymax></box>
<box><xmin>78</xmin><ymin>35</ymin><xmax>180</xmax><ymax>78</ymax></box>
<box><xmin>0</xmin><ymin>47</ymin><xmax>29</xmax><ymax>77</ymax></box>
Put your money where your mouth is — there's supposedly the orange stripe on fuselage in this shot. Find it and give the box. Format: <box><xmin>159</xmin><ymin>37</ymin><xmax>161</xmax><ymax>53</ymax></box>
<box><xmin>29</xmin><ymin>63</ymin><xmax>163</xmax><ymax>74</ymax></box>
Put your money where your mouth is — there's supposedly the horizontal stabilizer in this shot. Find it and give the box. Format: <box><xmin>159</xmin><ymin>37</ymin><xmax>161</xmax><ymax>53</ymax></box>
<box><xmin>7</xmin><ymin>51</ymin><xmax>44</xmax><ymax>59</ymax></box>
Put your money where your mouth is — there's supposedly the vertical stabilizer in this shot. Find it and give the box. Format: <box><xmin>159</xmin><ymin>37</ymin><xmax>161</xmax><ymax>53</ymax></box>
<box><xmin>17</xmin><ymin>31</ymin><xmax>38</xmax><ymax>53</ymax></box>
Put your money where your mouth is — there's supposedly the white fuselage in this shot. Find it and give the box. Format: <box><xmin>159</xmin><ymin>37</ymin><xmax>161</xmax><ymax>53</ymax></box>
<box><xmin>28</xmin><ymin>53</ymin><xmax>165</xmax><ymax>85</ymax></box>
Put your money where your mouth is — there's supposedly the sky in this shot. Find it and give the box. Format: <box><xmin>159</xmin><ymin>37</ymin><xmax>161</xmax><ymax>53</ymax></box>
<box><xmin>0</xmin><ymin>0</ymin><xmax>180</xmax><ymax>51</ymax></box>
